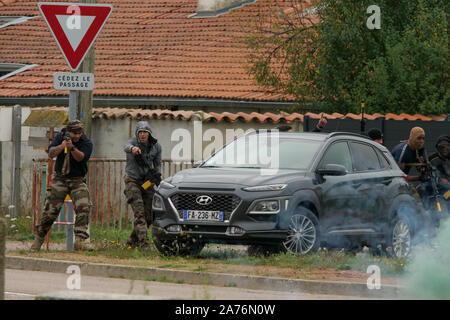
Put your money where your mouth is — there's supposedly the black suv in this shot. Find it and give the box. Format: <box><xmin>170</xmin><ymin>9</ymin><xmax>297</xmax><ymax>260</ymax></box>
<box><xmin>152</xmin><ymin>131</ymin><xmax>421</xmax><ymax>258</ymax></box>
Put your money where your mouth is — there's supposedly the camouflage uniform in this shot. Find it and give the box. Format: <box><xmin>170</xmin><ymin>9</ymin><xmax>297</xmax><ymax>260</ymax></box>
<box><xmin>37</xmin><ymin>173</ymin><xmax>91</xmax><ymax>240</ymax></box>
<box><xmin>124</xmin><ymin>176</ymin><xmax>155</xmax><ymax>245</ymax></box>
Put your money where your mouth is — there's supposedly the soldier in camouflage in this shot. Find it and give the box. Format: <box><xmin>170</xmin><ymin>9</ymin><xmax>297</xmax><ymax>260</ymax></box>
<box><xmin>124</xmin><ymin>121</ymin><xmax>162</xmax><ymax>249</ymax></box>
<box><xmin>31</xmin><ymin>120</ymin><xmax>94</xmax><ymax>251</ymax></box>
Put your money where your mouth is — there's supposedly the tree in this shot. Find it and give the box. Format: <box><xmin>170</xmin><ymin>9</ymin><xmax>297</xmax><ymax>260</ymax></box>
<box><xmin>242</xmin><ymin>0</ymin><xmax>449</xmax><ymax>114</ymax></box>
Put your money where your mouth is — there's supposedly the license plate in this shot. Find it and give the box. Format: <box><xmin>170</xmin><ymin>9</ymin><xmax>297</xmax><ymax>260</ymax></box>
<box><xmin>183</xmin><ymin>210</ymin><xmax>224</xmax><ymax>221</ymax></box>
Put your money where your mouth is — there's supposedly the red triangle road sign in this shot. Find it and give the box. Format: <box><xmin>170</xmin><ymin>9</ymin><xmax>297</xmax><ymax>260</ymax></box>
<box><xmin>38</xmin><ymin>2</ymin><xmax>113</xmax><ymax>72</ymax></box>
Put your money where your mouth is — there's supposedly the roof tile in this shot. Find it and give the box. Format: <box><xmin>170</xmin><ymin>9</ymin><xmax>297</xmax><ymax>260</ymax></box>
<box><xmin>0</xmin><ymin>0</ymin><xmax>307</xmax><ymax>102</ymax></box>
<box><xmin>9</xmin><ymin>106</ymin><xmax>445</xmax><ymax>124</ymax></box>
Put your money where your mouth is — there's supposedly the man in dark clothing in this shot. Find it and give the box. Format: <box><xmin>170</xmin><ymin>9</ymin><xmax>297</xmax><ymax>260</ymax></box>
<box><xmin>391</xmin><ymin>127</ymin><xmax>426</xmax><ymax>181</ymax></box>
<box><xmin>31</xmin><ymin>120</ymin><xmax>94</xmax><ymax>251</ymax></box>
<box><xmin>123</xmin><ymin>121</ymin><xmax>162</xmax><ymax>249</ymax></box>
<box><xmin>367</xmin><ymin>128</ymin><xmax>383</xmax><ymax>144</ymax></box>
<box><xmin>430</xmin><ymin>135</ymin><xmax>450</xmax><ymax>191</ymax></box>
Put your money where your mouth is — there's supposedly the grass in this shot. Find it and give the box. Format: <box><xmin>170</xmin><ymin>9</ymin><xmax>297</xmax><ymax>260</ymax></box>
<box><xmin>4</xmin><ymin>216</ymin><xmax>410</xmax><ymax>280</ymax></box>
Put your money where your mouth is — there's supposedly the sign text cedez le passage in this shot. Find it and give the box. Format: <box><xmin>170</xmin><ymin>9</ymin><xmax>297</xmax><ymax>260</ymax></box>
<box><xmin>53</xmin><ymin>72</ymin><xmax>94</xmax><ymax>90</ymax></box>
<box><xmin>57</xmin><ymin>73</ymin><xmax>91</xmax><ymax>88</ymax></box>
<box><xmin>57</xmin><ymin>73</ymin><xmax>91</xmax><ymax>83</ymax></box>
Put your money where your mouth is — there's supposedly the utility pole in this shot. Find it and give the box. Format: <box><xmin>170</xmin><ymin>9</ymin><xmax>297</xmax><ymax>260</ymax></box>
<box><xmin>77</xmin><ymin>0</ymin><xmax>96</xmax><ymax>137</ymax></box>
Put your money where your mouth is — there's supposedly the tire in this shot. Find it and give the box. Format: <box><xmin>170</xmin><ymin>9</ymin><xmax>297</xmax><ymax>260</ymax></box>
<box><xmin>386</xmin><ymin>213</ymin><xmax>413</xmax><ymax>258</ymax></box>
<box><xmin>153</xmin><ymin>236</ymin><xmax>204</xmax><ymax>256</ymax></box>
<box><xmin>178</xmin><ymin>237</ymin><xmax>205</xmax><ymax>256</ymax></box>
<box><xmin>152</xmin><ymin>236</ymin><xmax>179</xmax><ymax>256</ymax></box>
<box><xmin>282</xmin><ymin>208</ymin><xmax>320</xmax><ymax>255</ymax></box>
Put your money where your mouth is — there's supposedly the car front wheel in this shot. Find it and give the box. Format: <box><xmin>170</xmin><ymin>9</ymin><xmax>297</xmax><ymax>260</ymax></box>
<box><xmin>282</xmin><ymin>208</ymin><xmax>320</xmax><ymax>255</ymax></box>
<box><xmin>153</xmin><ymin>236</ymin><xmax>204</xmax><ymax>256</ymax></box>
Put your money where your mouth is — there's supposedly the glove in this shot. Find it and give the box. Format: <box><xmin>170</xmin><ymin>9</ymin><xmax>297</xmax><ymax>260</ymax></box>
<box><xmin>146</xmin><ymin>169</ymin><xmax>162</xmax><ymax>186</ymax></box>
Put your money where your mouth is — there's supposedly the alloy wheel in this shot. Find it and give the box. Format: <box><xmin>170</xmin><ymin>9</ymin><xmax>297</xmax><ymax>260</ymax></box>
<box><xmin>392</xmin><ymin>220</ymin><xmax>411</xmax><ymax>258</ymax></box>
<box><xmin>283</xmin><ymin>214</ymin><xmax>317</xmax><ymax>255</ymax></box>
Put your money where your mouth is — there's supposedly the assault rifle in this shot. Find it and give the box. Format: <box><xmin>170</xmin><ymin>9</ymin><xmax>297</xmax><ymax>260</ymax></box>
<box><xmin>145</xmin><ymin>168</ymin><xmax>162</xmax><ymax>187</ymax></box>
<box><xmin>419</xmin><ymin>149</ymin><xmax>445</xmax><ymax>214</ymax></box>
<box><xmin>135</xmin><ymin>153</ymin><xmax>162</xmax><ymax>188</ymax></box>
<box><xmin>63</xmin><ymin>132</ymin><xmax>71</xmax><ymax>154</ymax></box>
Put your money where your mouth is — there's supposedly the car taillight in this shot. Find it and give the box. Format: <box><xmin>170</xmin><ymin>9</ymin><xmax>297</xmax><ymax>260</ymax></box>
<box><xmin>403</xmin><ymin>174</ymin><xmax>408</xmax><ymax>182</ymax></box>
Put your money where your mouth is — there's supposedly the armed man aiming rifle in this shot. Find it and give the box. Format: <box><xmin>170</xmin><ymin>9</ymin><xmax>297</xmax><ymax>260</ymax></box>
<box><xmin>31</xmin><ymin>120</ymin><xmax>94</xmax><ymax>251</ymax></box>
<box><xmin>416</xmin><ymin>135</ymin><xmax>450</xmax><ymax>222</ymax></box>
<box><xmin>123</xmin><ymin>121</ymin><xmax>162</xmax><ymax>249</ymax></box>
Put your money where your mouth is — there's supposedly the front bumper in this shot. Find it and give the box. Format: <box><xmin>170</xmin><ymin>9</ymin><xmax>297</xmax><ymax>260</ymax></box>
<box><xmin>151</xmin><ymin>223</ymin><xmax>287</xmax><ymax>245</ymax></box>
<box><xmin>152</xmin><ymin>185</ymin><xmax>291</xmax><ymax>245</ymax></box>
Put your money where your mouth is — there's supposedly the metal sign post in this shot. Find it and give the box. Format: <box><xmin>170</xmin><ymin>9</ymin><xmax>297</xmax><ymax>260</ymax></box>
<box><xmin>69</xmin><ymin>89</ymin><xmax>78</xmax><ymax>121</ymax></box>
<box><xmin>9</xmin><ymin>105</ymin><xmax>22</xmax><ymax>218</ymax></box>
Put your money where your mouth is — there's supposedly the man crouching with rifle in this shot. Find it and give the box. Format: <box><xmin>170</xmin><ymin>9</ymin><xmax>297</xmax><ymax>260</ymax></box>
<box><xmin>124</xmin><ymin>121</ymin><xmax>162</xmax><ymax>249</ymax></box>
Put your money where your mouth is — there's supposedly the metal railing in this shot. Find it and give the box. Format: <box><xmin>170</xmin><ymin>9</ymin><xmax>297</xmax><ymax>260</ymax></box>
<box><xmin>31</xmin><ymin>158</ymin><xmax>194</xmax><ymax>231</ymax></box>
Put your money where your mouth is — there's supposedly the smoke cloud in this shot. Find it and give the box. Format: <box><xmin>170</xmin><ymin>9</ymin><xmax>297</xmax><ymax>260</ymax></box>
<box><xmin>402</xmin><ymin>217</ymin><xmax>450</xmax><ymax>299</ymax></box>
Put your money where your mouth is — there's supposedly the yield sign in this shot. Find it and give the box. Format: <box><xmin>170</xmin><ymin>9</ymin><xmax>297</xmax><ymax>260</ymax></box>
<box><xmin>38</xmin><ymin>2</ymin><xmax>113</xmax><ymax>72</ymax></box>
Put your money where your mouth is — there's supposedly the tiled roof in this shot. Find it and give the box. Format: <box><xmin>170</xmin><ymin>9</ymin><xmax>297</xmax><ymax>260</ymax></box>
<box><xmin>16</xmin><ymin>106</ymin><xmax>447</xmax><ymax>123</ymax></box>
<box><xmin>0</xmin><ymin>0</ymin><xmax>297</xmax><ymax>101</ymax></box>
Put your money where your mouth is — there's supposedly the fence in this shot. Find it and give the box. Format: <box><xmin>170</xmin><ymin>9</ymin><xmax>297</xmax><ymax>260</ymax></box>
<box><xmin>303</xmin><ymin>116</ymin><xmax>449</xmax><ymax>152</ymax></box>
<box><xmin>31</xmin><ymin>158</ymin><xmax>193</xmax><ymax>231</ymax></box>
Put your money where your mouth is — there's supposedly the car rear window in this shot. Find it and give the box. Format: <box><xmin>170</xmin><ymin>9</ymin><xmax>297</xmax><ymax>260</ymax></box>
<box><xmin>349</xmin><ymin>142</ymin><xmax>381</xmax><ymax>172</ymax></box>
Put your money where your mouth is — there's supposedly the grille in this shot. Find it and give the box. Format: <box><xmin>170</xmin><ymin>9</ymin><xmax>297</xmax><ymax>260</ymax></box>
<box><xmin>170</xmin><ymin>193</ymin><xmax>241</xmax><ymax>221</ymax></box>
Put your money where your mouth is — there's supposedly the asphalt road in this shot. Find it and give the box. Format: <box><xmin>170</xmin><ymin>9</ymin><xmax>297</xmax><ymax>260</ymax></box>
<box><xmin>5</xmin><ymin>269</ymin><xmax>371</xmax><ymax>300</ymax></box>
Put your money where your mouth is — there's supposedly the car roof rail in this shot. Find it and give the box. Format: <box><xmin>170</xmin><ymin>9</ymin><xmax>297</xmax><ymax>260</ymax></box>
<box><xmin>326</xmin><ymin>131</ymin><xmax>370</xmax><ymax>140</ymax></box>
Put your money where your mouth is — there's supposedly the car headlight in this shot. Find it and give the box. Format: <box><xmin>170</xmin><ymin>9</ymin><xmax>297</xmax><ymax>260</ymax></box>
<box><xmin>242</xmin><ymin>184</ymin><xmax>287</xmax><ymax>192</ymax></box>
<box><xmin>248</xmin><ymin>200</ymin><xmax>280</xmax><ymax>214</ymax></box>
<box><xmin>159</xmin><ymin>180</ymin><xmax>175</xmax><ymax>189</ymax></box>
<box><xmin>152</xmin><ymin>194</ymin><xmax>165</xmax><ymax>211</ymax></box>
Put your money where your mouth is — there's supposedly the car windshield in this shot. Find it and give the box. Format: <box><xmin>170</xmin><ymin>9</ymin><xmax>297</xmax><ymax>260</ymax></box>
<box><xmin>202</xmin><ymin>134</ymin><xmax>322</xmax><ymax>170</ymax></box>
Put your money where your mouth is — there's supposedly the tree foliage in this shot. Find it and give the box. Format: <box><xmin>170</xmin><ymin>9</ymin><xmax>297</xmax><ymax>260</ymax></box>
<box><xmin>243</xmin><ymin>0</ymin><xmax>449</xmax><ymax>114</ymax></box>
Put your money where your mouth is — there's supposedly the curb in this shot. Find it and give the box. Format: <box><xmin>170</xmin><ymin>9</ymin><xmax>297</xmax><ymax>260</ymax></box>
<box><xmin>6</xmin><ymin>255</ymin><xmax>403</xmax><ymax>299</ymax></box>
<box><xmin>36</xmin><ymin>290</ymin><xmax>170</xmax><ymax>300</ymax></box>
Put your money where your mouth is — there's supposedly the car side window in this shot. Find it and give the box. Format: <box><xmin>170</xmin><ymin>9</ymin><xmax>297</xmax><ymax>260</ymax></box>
<box><xmin>377</xmin><ymin>150</ymin><xmax>391</xmax><ymax>169</ymax></box>
<box><xmin>349</xmin><ymin>142</ymin><xmax>381</xmax><ymax>172</ymax></box>
<box><xmin>319</xmin><ymin>141</ymin><xmax>353</xmax><ymax>172</ymax></box>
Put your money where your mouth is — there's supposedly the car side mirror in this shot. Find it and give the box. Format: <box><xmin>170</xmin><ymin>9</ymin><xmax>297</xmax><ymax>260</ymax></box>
<box><xmin>193</xmin><ymin>160</ymin><xmax>204</xmax><ymax>168</ymax></box>
<box><xmin>317</xmin><ymin>164</ymin><xmax>347</xmax><ymax>176</ymax></box>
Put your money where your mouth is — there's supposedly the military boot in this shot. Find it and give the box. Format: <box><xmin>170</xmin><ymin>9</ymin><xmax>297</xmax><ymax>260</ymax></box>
<box><xmin>137</xmin><ymin>240</ymin><xmax>151</xmax><ymax>251</ymax></box>
<box><xmin>74</xmin><ymin>237</ymin><xmax>95</xmax><ymax>251</ymax></box>
<box><xmin>126</xmin><ymin>230</ymin><xmax>139</xmax><ymax>249</ymax></box>
<box><xmin>30</xmin><ymin>234</ymin><xmax>45</xmax><ymax>252</ymax></box>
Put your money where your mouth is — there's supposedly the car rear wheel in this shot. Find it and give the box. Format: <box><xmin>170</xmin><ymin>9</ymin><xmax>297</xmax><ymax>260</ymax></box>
<box><xmin>282</xmin><ymin>208</ymin><xmax>320</xmax><ymax>255</ymax></box>
<box><xmin>386</xmin><ymin>215</ymin><xmax>413</xmax><ymax>258</ymax></box>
